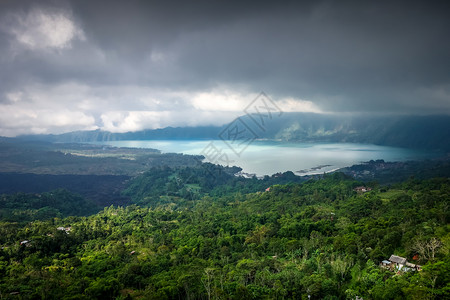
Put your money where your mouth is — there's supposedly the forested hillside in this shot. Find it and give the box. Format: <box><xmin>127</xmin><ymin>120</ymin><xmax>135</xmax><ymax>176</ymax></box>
<box><xmin>0</xmin><ymin>189</ymin><xmax>99</xmax><ymax>223</ymax></box>
<box><xmin>1</xmin><ymin>174</ymin><xmax>448</xmax><ymax>299</ymax></box>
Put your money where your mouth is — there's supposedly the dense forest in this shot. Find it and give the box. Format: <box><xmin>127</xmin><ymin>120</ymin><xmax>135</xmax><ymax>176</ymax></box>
<box><xmin>0</xmin><ymin>172</ymin><xmax>448</xmax><ymax>299</ymax></box>
<box><xmin>0</xmin><ymin>190</ymin><xmax>99</xmax><ymax>223</ymax></box>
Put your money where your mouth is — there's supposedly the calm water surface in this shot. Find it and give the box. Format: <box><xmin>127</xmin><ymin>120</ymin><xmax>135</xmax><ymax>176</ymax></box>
<box><xmin>94</xmin><ymin>140</ymin><xmax>434</xmax><ymax>176</ymax></box>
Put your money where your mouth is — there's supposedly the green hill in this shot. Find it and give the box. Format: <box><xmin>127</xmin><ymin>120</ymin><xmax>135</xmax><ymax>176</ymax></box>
<box><xmin>1</xmin><ymin>174</ymin><xmax>448</xmax><ymax>299</ymax></box>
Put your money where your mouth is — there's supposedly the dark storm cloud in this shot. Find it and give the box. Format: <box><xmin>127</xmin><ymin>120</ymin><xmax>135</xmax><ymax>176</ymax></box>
<box><xmin>168</xmin><ymin>0</ymin><xmax>450</xmax><ymax>111</ymax></box>
<box><xmin>0</xmin><ymin>0</ymin><xmax>449</xmax><ymax>135</ymax></box>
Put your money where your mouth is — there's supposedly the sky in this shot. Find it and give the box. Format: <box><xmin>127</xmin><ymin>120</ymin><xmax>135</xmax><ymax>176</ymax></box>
<box><xmin>0</xmin><ymin>0</ymin><xmax>449</xmax><ymax>136</ymax></box>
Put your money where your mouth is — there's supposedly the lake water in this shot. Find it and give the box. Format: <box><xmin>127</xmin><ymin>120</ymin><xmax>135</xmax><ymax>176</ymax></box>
<box><xmin>94</xmin><ymin>140</ymin><xmax>434</xmax><ymax>176</ymax></box>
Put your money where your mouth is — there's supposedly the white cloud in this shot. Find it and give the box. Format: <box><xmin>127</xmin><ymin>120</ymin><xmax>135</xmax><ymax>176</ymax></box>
<box><xmin>188</xmin><ymin>90</ymin><xmax>321</xmax><ymax>113</ymax></box>
<box><xmin>276</xmin><ymin>97</ymin><xmax>322</xmax><ymax>113</ymax></box>
<box><xmin>0</xmin><ymin>83</ymin><xmax>97</xmax><ymax>136</ymax></box>
<box><xmin>191</xmin><ymin>90</ymin><xmax>321</xmax><ymax>113</ymax></box>
<box><xmin>191</xmin><ymin>91</ymin><xmax>252</xmax><ymax>112</ymax></box>
<box><xmin>100</xmin><ymin>110</ymin><xmax>237</xmax><ymax>133</ymax></box>
<box><xmin>0</xmin><ymin>80</ymin><xmax>322</xmax><ymax>136</ymax></box>
<box><xmin>0</xmin><ymin>105</ymin><xmax>96</xmax><ymax>136</ymax></box>
<box><xmin>100</xmin><ymin>111</ymin><xmax>159</xmax><ymax>133</ymax></box>
<box><xmin>5</xmin><ymin>92</ymin><xmax>23</xmax><ymax>103</ymax></box>
<box><xmin>7</xmin><ymin>7</ymin><xmax>84</xmax><ymax>51</ymax></box>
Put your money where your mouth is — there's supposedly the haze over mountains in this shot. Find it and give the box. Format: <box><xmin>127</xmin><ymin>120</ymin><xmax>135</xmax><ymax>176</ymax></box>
<box><xmin>19</xmin><ymin>113</ymin><xmax>450</xmax><ymax>152</ymax></box>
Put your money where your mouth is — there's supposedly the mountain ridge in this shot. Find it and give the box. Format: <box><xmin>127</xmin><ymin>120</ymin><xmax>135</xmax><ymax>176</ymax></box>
<box><xmin>16</xmin><ymin>113</ymin><xmax>450</xmax><ymax>151</ymax></box>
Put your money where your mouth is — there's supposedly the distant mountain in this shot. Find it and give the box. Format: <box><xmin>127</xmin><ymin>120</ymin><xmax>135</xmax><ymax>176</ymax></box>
<box><xmin>264</xmin><ymin>113</ymin><xmax>450</xmax><ymax>151</ymax></box>
<box><xmin>18</xmin><ymin>126</ymin><xmax>220</xmax><ymax>142</ymax></box>
<box><xmin>17</xmin><ymin>113</ymin><xmax>450</xmax><ymax>151</ymax></box>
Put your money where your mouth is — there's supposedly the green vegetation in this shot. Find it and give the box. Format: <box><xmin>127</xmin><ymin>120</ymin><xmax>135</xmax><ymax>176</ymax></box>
<box><xmin>0</xmin><ymin>174</ymin><xmax>448</xmax><ymax>299</ymax></box>
<box><xmin>122</xmin><ymin>164</ymin><xmax>306</xmax><ymax>207</ymax></box>
<box><xmin>340</xmin><ymin>159</ymin><xmax>450</xmax><ymax>184</ymax></box>
<box><xmin>0</xmin><ymin>189</ymin><xmax>99</xmax><ymax>223</ymax></box>
<box><xmin>0</xmin><ymin>138</ymin><xmax>201</xmax><ymax>176</ymax></box>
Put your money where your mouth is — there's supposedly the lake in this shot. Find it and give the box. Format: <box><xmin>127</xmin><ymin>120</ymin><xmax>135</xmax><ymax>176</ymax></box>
<box><xmin>93</xmin><ymin>140</ymin><xmax>434</xmax><ymax>177</ymax></box>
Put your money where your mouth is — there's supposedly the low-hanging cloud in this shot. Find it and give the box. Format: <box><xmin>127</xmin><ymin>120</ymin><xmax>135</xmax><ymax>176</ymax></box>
<box><xmin>0</xmin><ymin>0</ymin><xmax>449</xmax><ymax>136</ymax></box>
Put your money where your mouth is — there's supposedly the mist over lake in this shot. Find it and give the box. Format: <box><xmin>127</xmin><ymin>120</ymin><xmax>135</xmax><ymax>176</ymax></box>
<box><xmin>93</xmin><ymin>140</ymin><xmax>435</xmax><ymax>177</ymax></box>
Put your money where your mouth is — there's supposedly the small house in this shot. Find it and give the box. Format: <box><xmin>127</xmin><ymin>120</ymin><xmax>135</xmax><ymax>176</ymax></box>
<box><xmin>380</xmin><ymin>260</ymin><xmax>391</xmax><ymax>268</ymax></box>
<box><xmin>354</xmin><ymin>186</ymin><xmax>372</xmax><ymax>193</ymax></box>
<box><xmin>389</xmin><ymin>255</ymin><xmax>407</xmax><ymax>270</ymax></box>
<box><xmin>381</xmin><ymin>255</ymin><xmax>422</xmax><ymax>272</ymax></box>
<box><xmin>57</xmin><ymin>226</ymin><xmax>72</xmax><ymax>234</ymax></box>
<box><xmin>405</xmin><ymin>262</ymin><xmax>422</xmax><ymax>272</ymax></box>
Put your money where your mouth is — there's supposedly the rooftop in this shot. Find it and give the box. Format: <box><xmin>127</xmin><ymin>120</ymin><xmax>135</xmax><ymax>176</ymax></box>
<box><xmin>389</xmin><ymin>255</ymin><xmax>407</xmax><ymax>265</ymax></box>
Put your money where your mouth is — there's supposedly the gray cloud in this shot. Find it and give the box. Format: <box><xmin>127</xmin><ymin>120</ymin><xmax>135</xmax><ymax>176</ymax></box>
<box><xmin>0</xmin><ymin>0</ymin><xmax>449</xmax><ymax>136</ymax></box>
